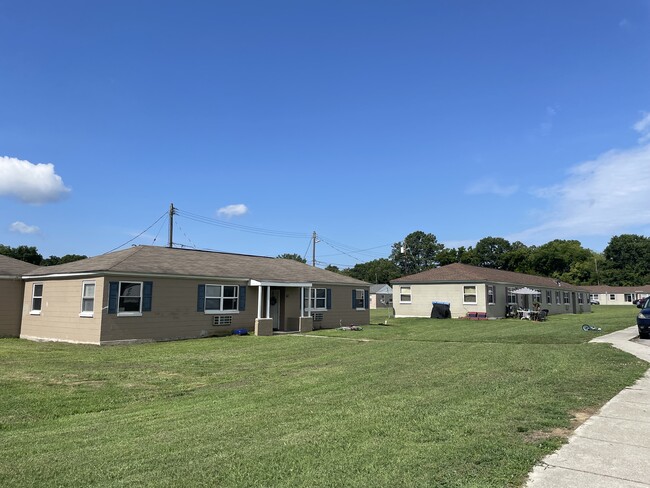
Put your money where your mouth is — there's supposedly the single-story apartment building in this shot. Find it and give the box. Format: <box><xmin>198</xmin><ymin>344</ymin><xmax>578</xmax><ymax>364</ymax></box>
<box><xmin>392</xmin><ymin>263</ymin><xmax>591</xmax><ymax>319</ymax></box>
<box><xmin>0</xmin><ymin>254</ymin><xmax>38</xmax><ymax>337</ymax></box>
<box><xmin>20</xmin><ymin>245</ymin><xmax>370</xmax><ymax>345</ymax></box>
<box><xmin>583</xmin><ymin>285</ymin><xmax>650</xmax><ymax>305</ymax></box>
<box><xmin>369</xmin><ymin>284</ymin><xmax>393</xmax><ymax>309</ymax></box>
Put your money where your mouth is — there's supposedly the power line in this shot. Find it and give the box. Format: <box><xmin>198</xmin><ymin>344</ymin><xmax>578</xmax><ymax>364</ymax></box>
<box><xmin>175</xmin><ymin>208</ymin><xmax>310</xmax><ymax>239</ymax></box>
<box><xmin>105</xmin><ymin>211</ymin><xmax>168</xmax><ymax>254</ymax></box>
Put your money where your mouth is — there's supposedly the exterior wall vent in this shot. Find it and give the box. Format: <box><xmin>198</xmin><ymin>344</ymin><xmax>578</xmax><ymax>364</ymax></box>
<box><xmin>311</xmin><ymin>312</ymin><xmax>323</xmax><ymax>322</ymax></box>
<box><xmin>213</xmin><ymin>315</ymin><xmax>233</xmax><ymax>326</ymax></box>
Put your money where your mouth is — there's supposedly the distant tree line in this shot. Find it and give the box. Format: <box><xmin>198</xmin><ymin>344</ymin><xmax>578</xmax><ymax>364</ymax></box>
<box><xmin>328</xmin><ymin>231</ymin><xmax>650</xmax><ymax>287</ymax></box>
<box><xmin>6</xmin><ymin>232</ymin><xmax>650</xmax><ymax>286</ymax></box>
<box><xmin>0</xmin><ymin>244</ymin><xmax>87</xmax><ymax>266</ymax></box>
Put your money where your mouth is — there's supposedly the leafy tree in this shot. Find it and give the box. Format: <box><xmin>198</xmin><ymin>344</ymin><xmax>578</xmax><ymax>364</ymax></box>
<box><xmin>501</xmin><ymin>241</ymin><xmax>533</xmax><ymax>273</ymax></box>
<box><xmin>602</xmin><ymin>234</ymin><xmax>650</xmax><ymax>285</ymax></box>
<box><xmin>437</xmin><ymin>247</ymin><xmax>464</xmax><ymax>266</ymax></box>
<box><xmin>41</xmin><ymin>254</ymin><xmax>88</xmax><ymax>266</ymax></box>
<box><xmin>473</xmin><ymin>237</ymin><xmax>512</xmax><ymax>269</ymax></box>
<box><xmin>343</xmin><ymin>258</ymin><xmax>401</xmax><ymax>284</ymax></box>
<box><xmin>324</xmin><ymin>264</ymin><xmax>341</xmax><ymax>273</ymax></box>
<box><xmin>0</xmin><ymin>244</ymin><xmax>43</xmax><ymax>265</ymax></box>
<box><xmin>389</xmin><ymin>231</ymin><xmax>444</xmax><ymax>276</ymax></box>
<box><xmin>528</xmin><ymin>240</ymin><xmax>591</xmax><ymax>279</ymax></box>
<box><xmin>276</xmin><ymin>253</ymin><xmax>307</xmax><ymax>264</ymax></box>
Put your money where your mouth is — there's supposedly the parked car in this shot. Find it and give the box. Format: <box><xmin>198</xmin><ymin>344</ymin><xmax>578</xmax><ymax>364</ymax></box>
<box><xmin>590</xmin><ymin>298</ymin><xmax>600</xmax><ymax>305</ymax></box>
<box><xmin>637</xmin><ymin>298</ymin><xmax>650</xmax><ymax>339</ymax></box>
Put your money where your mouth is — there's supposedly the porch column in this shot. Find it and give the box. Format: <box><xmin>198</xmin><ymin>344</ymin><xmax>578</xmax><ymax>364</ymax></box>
<box><xmin>257</xmin><ymin>285</ymin><xmax>263</xmax><ymax>319</ymax></box>
<box><xmin>300</xmin><ymin>287</ymin><xmax>305</xmax><ymax>316</ymax></box>
<box><xmin>265</xmin><ymin>286</ymin><xmax>271</xmax><ymax>319</ymax></box>
<box><xmin>307</xmin><ymin>286</ymin><xmax>312</xmax><ymax>316</ymax></box>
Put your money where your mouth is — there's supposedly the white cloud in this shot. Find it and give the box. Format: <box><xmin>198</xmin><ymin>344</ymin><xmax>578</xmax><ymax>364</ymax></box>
<box><xmin>217</xmin><ymin>203</ymin><xmax>249</xmax><ymax>218</ymax></box>
<box><xmin>0</xmin><ymin>156</ymin><xmax>70</xmax><ymax>204</ymax></box>
<box><xmin>633</xmin><ymin>112</ymin><xmax>650</xmax><ymax>143</ymax></box>
<box><xmin>9</xmin><ymin>221</ymin><xmax>40</xmax><ymax>234</ymax></box>
<box><xmin>466</xmin><ymin>178</ymin><xmax>518</xmax><ymax>197</ymax></box>
<box><xmin>509</xmin><ymin>143</ymin><xmax>650</xmax><ymax>245</ymax></box>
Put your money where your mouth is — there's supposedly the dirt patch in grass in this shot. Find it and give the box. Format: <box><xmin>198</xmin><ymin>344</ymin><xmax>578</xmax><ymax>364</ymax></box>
<box><xmin>524</xmin><ymin>407</ymin><xmax>599</xmax><ymax>444</ymax></box>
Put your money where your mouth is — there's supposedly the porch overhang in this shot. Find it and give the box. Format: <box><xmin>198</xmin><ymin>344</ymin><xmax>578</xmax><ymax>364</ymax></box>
<box><xmin>249</xmin><ymin>280</ymin><xmax>312</xmax><ymax>288</ymax></box>
<box><xmin>248</xmin><ymin>280</ymin><xmax>314</xmax><ymax>320</ymax></box>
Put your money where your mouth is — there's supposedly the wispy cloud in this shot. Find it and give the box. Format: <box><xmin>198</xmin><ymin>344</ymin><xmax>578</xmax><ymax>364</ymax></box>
<box><xmin>9</xmin><ymin>221</ymin><xmax>40</xmax><ymax>234</ymax></box>
<box><xmin>217</xmin><ymin>203</ymin><xmax>249</xmax><ymax>218</ymax></box>
<box><xmin>0</xmin><ymin>156</ymin><xmax>70</xmax><ymax>204</ymax></box>
<box><xmin>466</xmin><ymin>178</ymin><xmax>518</xmax><ymax>197</ymax></box>
<box><xmin>509</xmin><ymin>142</ymin><xmax>650</xmax><ymax>246</ymax></box>
<box><xmin>633</xmin><ymin>112</ymin><xmax>650</xmax><ymax>143</ymax></box>
<box><xmin>539</xmin><ymin>105</ymin><xmax>559</xmax><ymax>136</ymax></box>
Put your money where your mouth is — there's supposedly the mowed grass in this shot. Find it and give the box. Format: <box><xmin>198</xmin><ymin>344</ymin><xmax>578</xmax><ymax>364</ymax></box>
<box><xmin>0</xmin><ymin>306</ymin><xmax>646</xmax><ymax>487</ymax></box>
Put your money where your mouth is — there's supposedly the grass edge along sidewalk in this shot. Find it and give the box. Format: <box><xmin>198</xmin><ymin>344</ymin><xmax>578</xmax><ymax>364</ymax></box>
<box><xmin>0</xmin><ymin>306</ymin><xmax>646</xmax><ymax>487</ymax></box>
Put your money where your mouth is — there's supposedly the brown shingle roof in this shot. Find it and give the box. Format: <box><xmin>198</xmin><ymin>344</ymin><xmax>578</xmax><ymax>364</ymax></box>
<box><xmin>582</xmin><ymin>285</ymin><xmax>650</xmax><ymax>294</ymax></box>
<box><xmin>392</xmin><ymin>262</ymin><xmax>587</xmax><ymax>291</ymax></box>
<box><xmin>24</xmin><ymin>245</ymin><xmax>367</xmax><ymax>286</ymax></box>
<box><xmin>0</xmin><ymin>254</ymin><xmax>39</xmax><ymax>277</ymax></box>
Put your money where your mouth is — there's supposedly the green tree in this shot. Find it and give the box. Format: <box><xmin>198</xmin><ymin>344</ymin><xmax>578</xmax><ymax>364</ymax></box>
<box><xmin>41</xmin><ymin>254</ymin><xmax>88</xmax><ymax>266</ymax></box>
<box><xmin>0</xmin><ymin>244</ymin><xmax>43</xmax><ymax>265</ymax></box>
<box><xmin>276</xmin><ymin>253</ymin><xmax>307</xmax><ymax>264</ymax></box>
<box><xmin>389</xmin><ymin>231</ymin><xmax>444</xmax><ymax>276</ymax></box>
<box><xmin>324</xmin><ymin>264</ymin><xmax>341</xmax><ymax>273</ymax></box>
<box><xmin>602</xmin><ymin>234</ymin><xmax>650</xmax><ymax>285</ymax></box>
<box><xmin>343</xmin><ymin>258</ymin><xmax>401</xmax><ymax>284</ymax></box>
<box><xmin>529</xmin><ymin>240</ymin><xmax>591</xmax><ymax>279</ymax></box>
<box><xmin>473</xmin><ymin>237</ymin><xmax>512</xmax><ymax>269</ymax></box>
<box><xmin>501</xmin><ymin>241</ymin><xmax>532</xmax><ymax>273</ymax></box>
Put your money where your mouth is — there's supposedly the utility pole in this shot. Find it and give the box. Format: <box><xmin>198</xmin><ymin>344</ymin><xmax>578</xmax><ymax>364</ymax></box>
<box><xmin>312</xmin><ymin>231</ymin><xmax>319</xmax><ymax>267</ymax></box>
<box><xmin>168</xmin><ymin>203</ymin><xmax>175</xmax><ymax>248</ymax></box>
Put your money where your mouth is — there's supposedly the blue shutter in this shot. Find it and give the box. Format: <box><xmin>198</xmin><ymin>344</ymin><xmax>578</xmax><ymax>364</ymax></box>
<box><xmin>364</xmin><ymin>290</ymin><xmax>369</xmax><ymax>309</ymax></box>
<box><xmin>352</xmin><ymin>289</ymin><xmax>357</xmax><ymax>309</ymax></box>
<box><xmin>239</xmin><ymin>286</ymin><xmax>246</xmax><ymax>311</ymax></box>
<box><xmin>108</xmin><ymin>282</ymin><xmax>118</xmax><ymax>314</ymax></box>
<box><xmin>142</xmin><ymin>281</ymin><xmax>153</xmax><ymax>312</ymax></box>
<box><xmin>197</xmin><ymin>284</ymin><xmax>205</xmax><ymax>312</ymax></box>
<box><xmin>326</xmin><ymin>288</ymin><xmax>332</xmax><ymax>309</ymax></box>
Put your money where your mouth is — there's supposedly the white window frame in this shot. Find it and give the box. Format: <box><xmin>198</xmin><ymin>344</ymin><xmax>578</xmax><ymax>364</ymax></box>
<box><xmin>555</xmin><ymin>291</ymin><xmax>561</xmax><ymax>305</ymax></box>
<box><xmin>80</xmin><ymin>280</ymin><xmax>96</xmax><ymax>317</ymax></box>
<box><xmin>118</xmin><ymin>281</ymin><xmax>143</xmax><ymax>316</ymax></box>
<box><xmin>546</xmin><ymin>290</ymin><xmax>552</xmax><ymax>304</ymax></box>
<box><xmin>205</xmin><ymin>284</ymin><xmax>239</xmax><ymax>314</ymax></box>
<box><xmin>31</xmin><ymin>283</ymin><xmax>43</xmax><ymax>315</ymax></box>
<box><xmin>304</xmin><ymin>287</ymin><xmax>327</xmax><ymax>311</ymax></box>
<box><xmin>563</xmin><ymin>291</ymin><xmax>570</xmax><ymax>305</ymax></box>
<box><xmin>487</xmin><ymin>285</ymin><xmax>495</xmax><ymax>305</ymax></box>
<box><xmin>355</xmin><ymin>289</ymin><xmax>366</xmax><ymax>310</ymax></box>
<box><xmin>463</xmin><ymin>285</ymin><xmax>478</xmax><ymax>305</ymax></box>
<box><xmin>609</xmin><ymin>294</ymin><xmax>616</xmax><ymax>301</ymax></box>
<box><xmin>507</xmin><ymin>287</ymin><xmax>517</xmax><ymax>305</ymax></box>
<box><xmin>399</xmin><ymin>286</ymin><xmax>412</xmax><ymax>304</ymax></box>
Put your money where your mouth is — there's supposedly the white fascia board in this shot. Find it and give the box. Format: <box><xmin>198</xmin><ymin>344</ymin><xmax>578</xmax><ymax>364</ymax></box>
<box><xmin>249</xmin><ymin>280</ymin><xmax>312</xmax><ymax>287</ymax></box>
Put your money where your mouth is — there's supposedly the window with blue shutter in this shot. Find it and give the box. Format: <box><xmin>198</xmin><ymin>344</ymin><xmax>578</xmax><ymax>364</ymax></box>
<box><xmin>352</xmin><ymin>289</ymin><xmax>357</xmax><ymax>309</ymax></box>
<box><xmin>326</xmin><ymin>289</ymin><xmax>332</xmax><ymax>310</ymax></box>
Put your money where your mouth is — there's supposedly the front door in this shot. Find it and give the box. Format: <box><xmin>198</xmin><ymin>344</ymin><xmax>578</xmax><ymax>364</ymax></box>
<box><xmin>271</xmin><ymin>289</ymin><xmax>281</xmax><ymax>330</ymax></box>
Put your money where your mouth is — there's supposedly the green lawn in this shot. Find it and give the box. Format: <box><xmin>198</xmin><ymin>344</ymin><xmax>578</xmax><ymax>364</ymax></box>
<box><xmin>1</xmin><ymin>306</ymin><xmax>646</xmax><ymax>487</ymax></box>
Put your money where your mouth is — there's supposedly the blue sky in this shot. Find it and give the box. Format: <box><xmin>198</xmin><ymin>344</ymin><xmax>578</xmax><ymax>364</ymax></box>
<box><xmin>1</xmin><ymin>1</ymin><xmax>650</xmax><ymax>268</ymax></box>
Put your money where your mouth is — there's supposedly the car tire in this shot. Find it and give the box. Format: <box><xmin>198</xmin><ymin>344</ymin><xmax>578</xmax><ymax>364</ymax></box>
<box><xmin>640</xmin><ymin>332</ymin><xmax>649</xmax><ymax>340</ymax></box>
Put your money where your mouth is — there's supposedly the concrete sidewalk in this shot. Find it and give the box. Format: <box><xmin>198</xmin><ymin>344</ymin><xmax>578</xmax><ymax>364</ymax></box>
<box><xmin>526</xmin><ymin>326</ymin><xmax>650</xmax><ymax>487</ymax></box>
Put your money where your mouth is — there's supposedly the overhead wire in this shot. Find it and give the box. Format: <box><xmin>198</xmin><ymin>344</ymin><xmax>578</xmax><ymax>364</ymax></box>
<box><xmin>105</xmin><ymin>211</ymin><xmax>168</xmax><ymax>254</ymax></box>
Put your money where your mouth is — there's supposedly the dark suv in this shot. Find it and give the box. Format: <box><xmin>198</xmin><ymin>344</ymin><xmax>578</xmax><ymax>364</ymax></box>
<box><xmin>637</xmin><ymin>297</ymin><xmax>650</xmax><ymax>339</ymax></box>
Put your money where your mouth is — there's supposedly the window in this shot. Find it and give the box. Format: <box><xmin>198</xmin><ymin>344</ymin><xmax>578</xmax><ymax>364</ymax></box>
<box><xmin>546</xmin><ymin>290</ymin><xmax>552</xmax><ymax>304</ymax></box>
<box><xmin>590</xmin><ymin>293</ymin><xmax>599</xmax><ymax>302</ymax></box>
<box><xmin>31</xmin><ymin>283</ymin><xmax>43</xmax><ymax>314</ymax></box>
<box><xmin>463</xmin><ymin>285</ymin><xmax>477</xmax><ymax>304</ymax></box>
<box><xmin>625</xmin><ymin>294</ymin><xmax>633</xmax><ymax>303</ymax></box>
<box><xmin>487</xmin><ymin>285</ymin><xmax>495</xmax><ymax>305</ymax></box>
<box><xmin>555</xmin><ymin>291</ymin><xmax>561</xmax><ymax>305</ymax></box>
<box><xmin>563</xmin><ymin>291</ymin><xmax>570</xmax><ymax>305</ymax></box>
<box><xmin>578</xmin><ymin>293</ymin><xmax>584</xmax><ymax>304</ymax></box>
<box><xmin>205</xmin><ymin>284</ymin><xmax>239</xmax><ymax>312</ymax></box>
<box><xmin>400</xmin><ymin>286</ymin><xmax>411</xmax><ymax>303</ymax></box>
<box><xmin>507</xmin><ymin>287</ymin><xmax>517</xmax><ymax>304</ymax></box>
<box><xmin>354</xmin><ymin>289</ymin><xmax>366</xmax><ymax>309</ymax></box>
<box><xmin>303</xmin><ymin>287</ymin><xmax>327</xmax><ymax>311</ymax></box>
<box><xmin>609</xmin><ymin>294</ymin><xmax>616</xmax><ymax>301</ymax></box>
<box><xmin>80</xmin><ymin>281</ymin><xmax>95</xmax><ymax>317</ymax></box>
<box><xmin>119</xmin><ymin>282</ymin><xmax>142</xmax><ymax>314</ymax></box>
